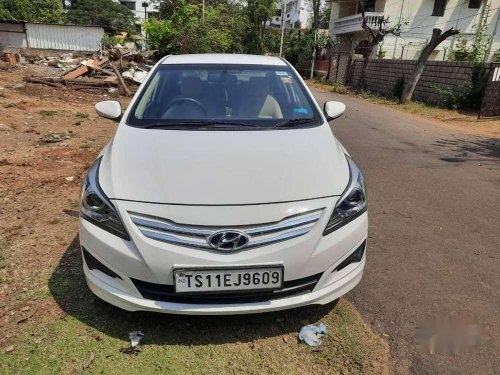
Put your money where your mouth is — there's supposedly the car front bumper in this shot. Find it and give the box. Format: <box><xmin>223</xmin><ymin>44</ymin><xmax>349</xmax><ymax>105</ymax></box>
<box><xmin>79</xmin><ymin>197</ymin><xmax>367</xmax><ymax>315</ymax></box>
<box><xmin>83</xmin><ymin>245</ymin><xmax>365</xmax><ymax>315</ymax></box>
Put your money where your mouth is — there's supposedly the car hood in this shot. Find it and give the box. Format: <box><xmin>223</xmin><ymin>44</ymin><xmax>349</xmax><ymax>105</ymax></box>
<box><xmin>99</xmin><ymin>124</ymin><xmax>349</xmax><ymax>205</ymax></box>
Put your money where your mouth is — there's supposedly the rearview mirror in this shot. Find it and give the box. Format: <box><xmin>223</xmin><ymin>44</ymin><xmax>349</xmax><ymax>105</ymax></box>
<box><xmin>95</xmin><ymin>100</ymin><xmax>122</xmax><ymax>121</ymax></box>
<box><xmin>324</xmin><ymin>101</ymin><xmax>346</xmax><ymax>121</ymax></box>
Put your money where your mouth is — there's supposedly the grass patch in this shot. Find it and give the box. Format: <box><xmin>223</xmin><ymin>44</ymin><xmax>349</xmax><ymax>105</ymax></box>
<box><xmin>16</xmin><ymin>286</ymin><xmax>51</xmax><ymax>302</ymax></box>
<box><xmin>0</xmin><ymin>301</ymin><xmax>388</xmax><ymax>375</ymax></box>
<box><xmin>3</xmin><ymin>102</ymin><xmax>14</xmax><ymax>108</ymax></box>
<box><xmin>68</xmin><ymin>199</ymin><xmax>79</xmax><ymax>209</ymax></box>
<box><xmin>0</xmin><ymin>246</ymin><xmax>388</xmax><ymax>374</ymax></box>
<box><xmin>307</xmin><ymin>79</ymin><xmax>481</xmax><ymax>124</ymax></box>
<box><xmin>38</xmin><ymin>110</ymin><xmax>58</xmax><ymax>117</ymax></box>
<box><xmin>75</xmin><ymin>112</ymin><xmax>89</xmax><ymax>119</ymax></box>
<box><xmin>73</xmin><ymin>121</ymin><xmax>82</xmax><ymax>126</ymax></box>
<box><xmin>0</xmin><ymin>236</ymin><xmax>12</xmax><ymax>270</ymax></box>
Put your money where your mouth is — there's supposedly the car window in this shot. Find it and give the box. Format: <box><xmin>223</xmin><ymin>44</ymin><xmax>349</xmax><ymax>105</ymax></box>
<box><xmin>128</xmin><ymin>64</ymin><xmax>321</xmax><ymax>129</ymax></box>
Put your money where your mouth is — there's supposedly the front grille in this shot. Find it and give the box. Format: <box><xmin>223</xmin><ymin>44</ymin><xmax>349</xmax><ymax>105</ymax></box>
<box><xmin>131</xmin><ymin>273</ymin><xmax>323</xmax><ymax>304</ymax></box>
<box><xmin>130</xmin><ymin>209</ymin><xmax>324</xmax><ymax>251</ymax></box>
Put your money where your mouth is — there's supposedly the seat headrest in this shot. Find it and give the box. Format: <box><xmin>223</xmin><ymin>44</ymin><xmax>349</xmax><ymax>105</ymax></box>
<box><xmin>247</xmin><ymin>76</ymin><xmax>270</xmax><ymax>96</ymax></box>
<box><xmin>180</xmin><ymin>76</ymin><xmax>203</xmax><ymax>97</ymax></box>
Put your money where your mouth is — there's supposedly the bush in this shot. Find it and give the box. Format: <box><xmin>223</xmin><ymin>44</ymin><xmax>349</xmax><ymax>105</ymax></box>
<box><xmin>431</xmin><ymin>64</ymin><xmax>488</xmax><ymax>110</ymax></box>
<box><xmin>493</xmin><ymin>49</ymin><xmax>500</xmax><ymax>63</ymax></box>
<box><xmin>392</xmin><ymin>76</ymin><xmax>405</xmax><ymax>100</ymax></box>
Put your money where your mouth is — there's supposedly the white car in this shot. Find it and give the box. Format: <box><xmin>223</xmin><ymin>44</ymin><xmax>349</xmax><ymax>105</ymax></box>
<box><xmin>79</xmin><ymin>54</ymin><xmax>367</xmax><ymax>315</ymax></box>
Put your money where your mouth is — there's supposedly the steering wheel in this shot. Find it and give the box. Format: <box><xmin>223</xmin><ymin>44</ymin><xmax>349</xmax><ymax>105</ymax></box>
<box><xmin>165</xmin><ymin>97</ymin><xmax>208</xmax><ymax>116</ymax></box>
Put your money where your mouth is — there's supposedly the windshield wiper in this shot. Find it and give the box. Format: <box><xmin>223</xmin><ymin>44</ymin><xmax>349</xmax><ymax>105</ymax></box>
<box><xmin>272</xmin><ymin>118</ymin><xmax>317</xmax><ymax>128</ymax></box>
<box><xmin>142</xmin><ymin>120</ymin><xmax>261</xmax><ymax>129</ymax></box>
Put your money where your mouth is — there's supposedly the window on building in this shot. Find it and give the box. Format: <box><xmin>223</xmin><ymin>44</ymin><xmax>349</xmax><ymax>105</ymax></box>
<box><xmin>357</xmin><ymin>0</ymin><xmax>376</xmax><ymax>13</ymax></box>
<box><xmin>120</xmin><ymin>1</ymin><xmax>136</xmax><ymax>10</ymax></box>
<box><xmin>432</xmin><ymin>0</ymin><xmax>446</xmax><ymax>16</ymax></box>
<box><xmin>468</xmin><ymin>0</ymin><xmax>482</xmax><ymax>9</ymax></box>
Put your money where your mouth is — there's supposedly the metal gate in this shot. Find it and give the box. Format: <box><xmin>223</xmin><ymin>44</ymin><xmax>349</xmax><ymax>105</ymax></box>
<box><xmin>479</xmin><ymin>62</ymin><xmax>500</xmax><ymax>118</ymax></box>
<box><xmin>327</xmin><ymin>51</ymin><xmax>352</xmax><ymax>85</ymax></box>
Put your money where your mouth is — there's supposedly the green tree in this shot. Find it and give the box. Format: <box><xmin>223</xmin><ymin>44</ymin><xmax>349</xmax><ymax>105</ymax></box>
<box><xmin>144</xmin><ymin>0</ymin><xmax>247</xmax><ymax>55</ymax></box>
<box><xmin>0</xmin><ymin>0</ymin><xmax>63</xmax><ymax>23</ymax></box>
<box><xmin>449</xmin><ymin>5</ymin><xmax>491</xmax><ymax>62</ymax></box>
<box><xmin>284</xmin><ymin>30</ymin><xmax>328</xmax><ymax>71</ymax></box>
<box><xmin>143</xmin><ymin>18</ymin><xmax>173</xmax><ymax>54</ymax></box>
<box><xmin>318</xmin><ymin>2</ymin><xmax>330</xmax><ymax>29</ymax></box>
<box><xmin>245</xmin><ymin>0</ymin><xmax>276</xmax><ymax>54</ymax></box>
<box><xmin>66</xmin><ymin>0</ymin><xmax>137</xmax><ymax>34</ymax></box>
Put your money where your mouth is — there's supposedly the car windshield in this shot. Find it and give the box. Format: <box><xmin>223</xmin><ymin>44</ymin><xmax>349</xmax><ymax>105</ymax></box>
<box><xmin>127</xmin><ymin>63</ymin><xmax>322</xmax><ymax>129</ymax></box>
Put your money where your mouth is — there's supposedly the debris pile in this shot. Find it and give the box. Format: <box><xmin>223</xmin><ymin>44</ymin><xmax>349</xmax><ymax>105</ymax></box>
<box><xmin>7</xmin><ymin>47</ymin><xmax>157</xmax><ymax>96</ymax></box>
<box><xmin>1</xmin><ymin>47</ymin><xmax>23</xmax><ymax>70</ymax></box>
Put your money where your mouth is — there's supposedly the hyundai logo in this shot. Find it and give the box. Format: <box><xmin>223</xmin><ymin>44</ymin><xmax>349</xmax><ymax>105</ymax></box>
<box><xmin>207</xmin><ymin>230</ymin><xmax>250</xmax><ymax>251</ymax></box>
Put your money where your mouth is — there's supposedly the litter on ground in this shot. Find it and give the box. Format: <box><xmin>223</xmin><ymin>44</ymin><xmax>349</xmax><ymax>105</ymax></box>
<box><xmin>298</xmin><ymin>323</ymin><xmax>327</xmax><ymax>347</ymax></box>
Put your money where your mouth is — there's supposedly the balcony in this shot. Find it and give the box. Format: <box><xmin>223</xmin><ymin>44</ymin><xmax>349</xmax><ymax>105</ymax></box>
<box><xmin>332</xmin><ymin>12</ymin><xmax>384</xmax><ymax>35</ymax></box>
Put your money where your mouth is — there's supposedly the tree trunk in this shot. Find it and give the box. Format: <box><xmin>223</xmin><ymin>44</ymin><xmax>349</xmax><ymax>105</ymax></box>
<box><xmin>357</xmin><ymin>43</ymin><xmax>375</xmax><ymax>91</ymax></box>
<box><xmin>400</xmin><ymin>28</ymin><xmax>459</xmax><ymax>103</ymax></box>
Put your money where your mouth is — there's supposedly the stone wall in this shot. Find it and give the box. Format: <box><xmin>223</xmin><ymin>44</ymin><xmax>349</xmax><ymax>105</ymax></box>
<box><xmin>350</xmin><ymin>59</ymin><xmax>478</xmax><ymax>104</ymax></box>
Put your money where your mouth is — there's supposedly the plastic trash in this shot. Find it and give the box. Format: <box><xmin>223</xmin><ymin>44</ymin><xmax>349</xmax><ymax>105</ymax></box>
<box><xmin>298</xmin><ymin>323</ymin><xmax>327</xmax><ymax>346</ymax></box>
<box><xmin>129</xmin><ymin>331</ymin><xmax>144</xmax><ymax>347</ymax></box>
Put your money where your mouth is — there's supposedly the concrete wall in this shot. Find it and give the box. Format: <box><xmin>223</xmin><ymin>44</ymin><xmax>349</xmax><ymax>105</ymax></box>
<box><xmin>0</xmin><ymin>22</ymin><xmax>28</xmax><ymax>49</ymax></box>
<box><xmin>350</xmin><ymin>58</ymin><xmax>479</xmax><ymax>104</ymax></box>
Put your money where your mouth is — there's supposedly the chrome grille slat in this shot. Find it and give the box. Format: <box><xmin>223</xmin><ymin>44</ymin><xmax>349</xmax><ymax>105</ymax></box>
<box><xmin>130</xmin><ymin>209</ymin><xmax>323</xmax><ymax>251</ymax></box>
<box><xmin>244</xmin><ymin>212</ymin><xmax>322</xmax><ymax>236</ymax></box>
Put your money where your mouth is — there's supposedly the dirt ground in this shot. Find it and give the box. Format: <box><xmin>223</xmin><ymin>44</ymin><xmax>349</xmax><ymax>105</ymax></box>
<box><xmin>0</xmin><ymin>66</ymin><xmax>125</xmax><ymax>338</ymax></box>
<box><xmin>0</xmin><ymin>67</ymin><xmax>389</xmax><ymax>374</ymax></box>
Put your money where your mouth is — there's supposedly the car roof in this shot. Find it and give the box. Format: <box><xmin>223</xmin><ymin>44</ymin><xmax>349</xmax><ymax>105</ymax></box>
<box><xmin>161</xmin><ymin>54</ymin><xmax>288</xmax><ymax>66</ymax></box>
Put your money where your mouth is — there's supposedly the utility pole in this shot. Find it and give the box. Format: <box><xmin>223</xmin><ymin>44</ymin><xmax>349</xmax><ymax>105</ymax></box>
<box><xmin>309</xmin><ymin>29</ymin><xmax>317</xmax><ymax>80</ymax></box>
<box><xmin>142</xmin><ymin>1</ymin><xmax>149</xmax><ymax>49</ymax></box>
<box><xmin>142</xmin><ymin>1</ymin><xmax>148</xmax><ymax>20</ymax></box>
<box><xmin>279</xmin><ymin>0</ymin><xmax>285</xmax><ymax>57</ymax></box>
<box><xmin>392</xmin><ymin>0</ymin><xmax>405</xmax><ymax>58</ymax></box>
<box><xmin>202</xmin><ymin>0</ymin><xmax>205</xmax><ymax>21</ymax></box>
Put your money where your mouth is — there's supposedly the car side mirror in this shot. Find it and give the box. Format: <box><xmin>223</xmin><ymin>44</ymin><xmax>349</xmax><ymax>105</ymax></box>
<box><xmin>324</xmin><ymin>101</ymin><xmax>346</xmax><ymax>121</ymax></box>
<box><xmin>95</xmin><ymin>100</ymin><xmax>122</xmax><ymax>121</ymax></box>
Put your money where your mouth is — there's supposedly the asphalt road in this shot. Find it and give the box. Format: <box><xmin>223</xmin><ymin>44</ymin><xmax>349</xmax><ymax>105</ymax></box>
<box><xmin>312</xmin><ymin>88</ymin><xmax>500</xmax><ymax>374</ymax></box>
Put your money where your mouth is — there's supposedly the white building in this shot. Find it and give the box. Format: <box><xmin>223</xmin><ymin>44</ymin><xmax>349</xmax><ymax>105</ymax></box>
<box><xmin>270</xmin><ymin>0</ymin><xmax>326</xmax><ymax>29</ymax></box>
<box><xmin>328</xmin><ymin>0</ymin><xmax>500</xmax><ymax>61</ymax></box>
<box><xmin>113</xmin><ymin>0</ymin><xmax>158</xmax><ymax>32</ymax></box>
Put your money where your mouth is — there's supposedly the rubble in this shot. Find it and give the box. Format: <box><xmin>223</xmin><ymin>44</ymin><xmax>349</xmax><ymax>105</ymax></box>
<box><xmin>2</xmin><ymin>45</ymin><xmax>157</xmax><ymax>96</ymax></box>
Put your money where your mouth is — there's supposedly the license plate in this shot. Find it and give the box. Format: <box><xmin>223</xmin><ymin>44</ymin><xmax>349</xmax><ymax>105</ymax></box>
<box><xmin>174</xmin><ymin>266</ymin><xmax>284</xmax><ymax>293</ymax></box>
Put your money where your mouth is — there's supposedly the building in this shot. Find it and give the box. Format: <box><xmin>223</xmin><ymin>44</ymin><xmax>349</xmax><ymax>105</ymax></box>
<box><xmin>328</xmin><ymin>0</ymin><xmax>500</xmax><ymax>61</ymax></box>
<box><xmin>270</xmin><ymin>0</ymin><xmax>326</xmax><ymax>29</ymax></box>
<box><xmin>113</xmin><ymin>0</ymin><xmax>159</xmax><ymax>32</ymax></box>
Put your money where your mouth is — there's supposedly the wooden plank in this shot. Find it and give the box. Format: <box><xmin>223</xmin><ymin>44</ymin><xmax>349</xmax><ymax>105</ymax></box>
<box><xmin>63</xmin><ymin>59</ymin><xmax>109</xmax><ymax>80</ymax></box>
<box><xmin>104</xmin><ymin>76</ymin><xmax>118</xmax><ymax>83</ymax></box>
<box><xmin>63</xmin><ymin>65</ymin><xmax>89</xmax><ymax>80</ymax></box>
<box><xmin>111</xmin><ymin>63</ymin><xmax>131</xmax><ymax>97</ymax></box>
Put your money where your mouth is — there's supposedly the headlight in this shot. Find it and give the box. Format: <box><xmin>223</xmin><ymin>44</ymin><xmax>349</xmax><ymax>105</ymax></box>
<box><xmin>80</xmin><ymin>157</ymin><xmax>130</xmax><ymax>240</ymax></box>
<box><xmin>324</xmin><ymin>156</ymin><xmax>367</xmax><ymax>235</ymax></box>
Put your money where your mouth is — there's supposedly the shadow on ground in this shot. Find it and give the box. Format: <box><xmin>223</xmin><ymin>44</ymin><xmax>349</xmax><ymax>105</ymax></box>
<box><xmin>435</xmin><ymin>136</ymin><xmax>500</xmax><ymax>162</ymax></box>
<box><xmin>48</xmin><ymin>235</ymin><xmax>337</xmax><ymax>346</ymax></box>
